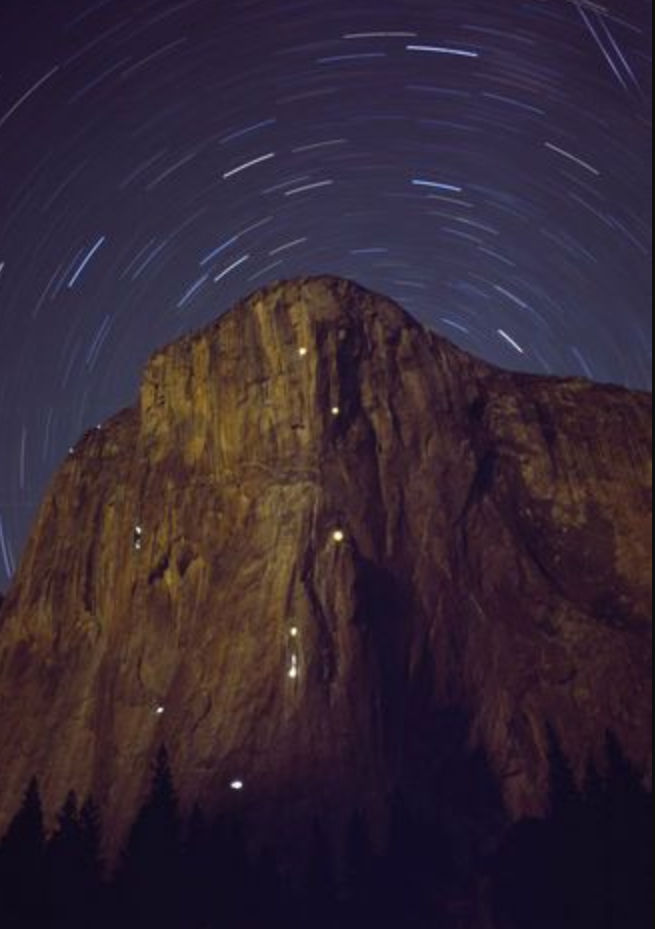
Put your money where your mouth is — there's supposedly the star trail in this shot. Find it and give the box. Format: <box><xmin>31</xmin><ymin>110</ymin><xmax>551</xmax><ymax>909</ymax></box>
<box><xmin>0</xmin><ymin>0</ymin><xmax>652</xmax><ymax>589</ymax></box>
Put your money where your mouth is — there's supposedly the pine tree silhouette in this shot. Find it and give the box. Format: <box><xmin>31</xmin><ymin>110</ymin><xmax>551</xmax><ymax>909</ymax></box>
<box><xmin>182</xmin><ymin>805</ymin><xmax>217</xmax><ymax>929</ymax></box>
<box><xmin>0</xmin><ymin>778</ymin><xmax>47</xmax><ymax>929</ymax></box>
<box><xmin>115</xmin><ymin>747</ymin><xmax>183</xmax><ymax>929</ymax></box>
<box><xmin>545</xmin><ymin>729</ymin><xmax>589</xmax><ymax>927</ymax></box>
<box><xmin>248</xmin><ymin>846</ymin><xmax>288</xmax><ymax>929</ymax></box>
<box><xmin>547</xmin><ymin>726</ymin><xmax>581</xmax><ymax>821</ymax></box>
<box><xmin>603</xmin><ymin>733</ymin><xmax>653</xmax><ymax>929</ymax></box>
<box><xmin>580</xmin><ymin>759</ymin><xmax>613</xmax><ymax>929</ymax></box>
<box><xmin>492</xmin><ymin>731</ymin><xmax>584</xmax><ymax>929</ymax></box>
<box><xmin>47</xmin><ymin>791</ymin><xmax>82</xmax><ymax>928</ymax></box>
<box><xmin>491</xmin><ymin>816</ymin><xmax>554</xmax><ymax>929</ymax></box>
<box><xmin>493</xmin><ymin>731</ymin><xmax>653</xmax><ymax>929</ymax></box>
<box><xmin>343</xmin><ymin>809</ymin><xmax>374</xmax><ymax>926</ymax></box>
<box><xmin>302</xmin><ymin>821</ymin><xmax>337</xmax><ymax>929</ymax></box>
<box><xmin>78</xmin><ymin>799</ymin><xmax>106</xmax><ymax>925</ymax></box>
<box><xmin>384</xmin><ymin>791</ymin><xmax>449</xmax><ymax>929</ymax></box>
<box><xmin>208</xmin><ymin>813</ymin><xmax>252</xmax><ymax>928</ymax></box>
<box><xmin>46</xmin><ymin>792</ymin><xmax>106</xmax><ymax>929</ymax></box>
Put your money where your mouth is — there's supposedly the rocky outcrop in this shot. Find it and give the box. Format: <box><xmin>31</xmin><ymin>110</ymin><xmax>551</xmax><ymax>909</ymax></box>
<box><xmin>0</xmin><ymin>277</ymin><xmax>651</xmax><ymax>857</ymax></box>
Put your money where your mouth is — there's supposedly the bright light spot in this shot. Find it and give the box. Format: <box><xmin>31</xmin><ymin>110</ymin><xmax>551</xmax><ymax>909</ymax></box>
<box><xmin>332</xmin><ymin>530</ymin><xmax>346</xmax><ymax>544</ymax></box>
<box><xmin>298</xmin><ymin>346</ymin><xmax>309</xmax><ymax>357</ymax></box>
<box><xmin>331</xmin><ymin>407</ymin><xmax>340</xmax><ymax>417</ymax></box>
<box><xmin>290</xmin><ymin>627</ymin><xmax>299</xmax><ymax>638</ymax></box>
<box><xmin>156</xmin><ymin>706</ymin><xmax>165</xmax><ymax>716</ymax></box>
<box><xmin>230</xmin><ymin>780</ymin><xmax>244</xmax><ymax>791</ymax></box>
<box><xmin>288</xmin><ymin>666</ymin><xmax>299</xmax><ymax>680</ymax></box>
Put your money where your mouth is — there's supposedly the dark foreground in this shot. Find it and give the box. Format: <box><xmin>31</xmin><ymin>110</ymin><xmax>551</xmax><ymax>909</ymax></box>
<box><xmin>0</xmin><ymin>733</ymin><xmax>651</xmax><ymax>929</ymax></box>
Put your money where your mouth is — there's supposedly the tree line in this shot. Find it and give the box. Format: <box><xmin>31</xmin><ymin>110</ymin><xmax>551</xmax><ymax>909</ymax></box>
<box><xmin>0</xmin><ymin>733</ymin><xmax>651</xmax><ymax>929</ymax></box>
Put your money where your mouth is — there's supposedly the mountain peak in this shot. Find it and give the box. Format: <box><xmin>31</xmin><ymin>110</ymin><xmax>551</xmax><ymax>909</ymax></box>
<box><xmin>0</xmin><ymin>277</ymin><xmax>651</xmax><ymax>859</ymax></box>
<box><xmin>147</xmin><ymin>276</ymin><xmax>477</xmax><ymax>386</ymax></box>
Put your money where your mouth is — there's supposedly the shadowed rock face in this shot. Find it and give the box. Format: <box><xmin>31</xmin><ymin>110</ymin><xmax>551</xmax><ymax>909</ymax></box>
<box><xmin>0</xmin><ymin>277</ymin><xmax>651</xmax><ymax>857</ymax></box>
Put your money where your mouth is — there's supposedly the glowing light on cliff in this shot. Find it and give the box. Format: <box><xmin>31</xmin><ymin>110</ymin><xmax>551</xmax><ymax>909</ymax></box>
<box><xmin>230</xmin><ymin>780</ymin><xmax>244</xmax><ymax>791</ymax></box>
<box><xmin>332</xmin><ymin>530</ymin><xmax>346</xmax><ymax>544</ymax></box>
<box><xmin>331</xmin><ymin>406</ymin><xmax>341</xmax><ymax>417</ymax></box>
<box><xmin>298</xmin><ymin>346</ymin><xmax>308</xmax><ymax>357</ymax></box>
<box><xmin>290</xmin><ymin>627</ymin><xmax>299</xmax><ymax>638</ymax></box>
<box><xmin>156</xmin><ymin>706</ymin><xmax>165</xmax><ymax>716</ymax></box>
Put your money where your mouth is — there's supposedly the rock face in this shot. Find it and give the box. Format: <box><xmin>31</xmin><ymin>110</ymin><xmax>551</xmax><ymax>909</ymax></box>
<box><xmin>0</xmin><ymin>277</ymin><xmax>651</xmax><ymax>857</ymax></box>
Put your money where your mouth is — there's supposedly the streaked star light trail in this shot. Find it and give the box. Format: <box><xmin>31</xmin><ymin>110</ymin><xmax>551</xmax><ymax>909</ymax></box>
<box><xmin>0</xmin><ymin>0</ymin><xmax>652</xmax><ymax>588</ymax></box>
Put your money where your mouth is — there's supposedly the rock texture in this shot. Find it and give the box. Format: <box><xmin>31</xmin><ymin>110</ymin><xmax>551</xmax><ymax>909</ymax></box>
<box><xmin>0</xmin><ymin>277</ymin><xmax>651</xmax><ymax>857</ymax></box>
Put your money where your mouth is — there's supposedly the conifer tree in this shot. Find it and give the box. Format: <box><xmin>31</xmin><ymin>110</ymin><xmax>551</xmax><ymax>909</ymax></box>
<box><xmin>0</xmin><ymin>778</ymin><xmax>47</xmax><ymax>929</ymax></box>
<box><xmin>303</xmin><ymin>821</ymin><xmax>337</xmax><ymax>929</ymax></box>
<box><xmin>116</xmin><ymin>747</ymin><xmax>182</xmax><ymax>929</ymax></box>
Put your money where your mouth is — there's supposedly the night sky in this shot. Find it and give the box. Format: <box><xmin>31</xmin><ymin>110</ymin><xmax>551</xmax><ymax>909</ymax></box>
<box><xmin>0</xmin><ymin>0</ymin><xmax>652</xmax><ymax>588</ymax></box>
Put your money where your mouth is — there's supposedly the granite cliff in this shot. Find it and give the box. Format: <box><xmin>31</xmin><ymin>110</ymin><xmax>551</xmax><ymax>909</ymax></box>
<box><xmin>0</xmin><ymin>277</ymin><xmax>651</xmax><ymax>857</ymax></box>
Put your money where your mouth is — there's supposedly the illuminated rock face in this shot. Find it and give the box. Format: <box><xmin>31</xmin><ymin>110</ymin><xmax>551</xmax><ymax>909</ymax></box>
<box><xmin>0</xmin><ymin>277</ymin><xmax>651</xmax><ymax>856</ymax></box>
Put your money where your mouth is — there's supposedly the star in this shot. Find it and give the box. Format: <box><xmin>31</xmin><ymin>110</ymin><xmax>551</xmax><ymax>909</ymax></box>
<box><xmin>0</xmin><ymin>0</ymin><xmax>651</xmax><ymax>590</ymax></box>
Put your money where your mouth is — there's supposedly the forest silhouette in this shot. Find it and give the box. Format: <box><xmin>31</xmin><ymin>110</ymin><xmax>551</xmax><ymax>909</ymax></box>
<box><xmin>0</xmin><ymin>733</ymin><xmax>651</xmax><ymax>929</ymax></box>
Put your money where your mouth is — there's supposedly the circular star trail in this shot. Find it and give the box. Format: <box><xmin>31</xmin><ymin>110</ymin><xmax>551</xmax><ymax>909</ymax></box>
<box><xmin>0</xmin><ymin>0</ymin><xmax>652</xmax><ymax>587</ymax></box>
